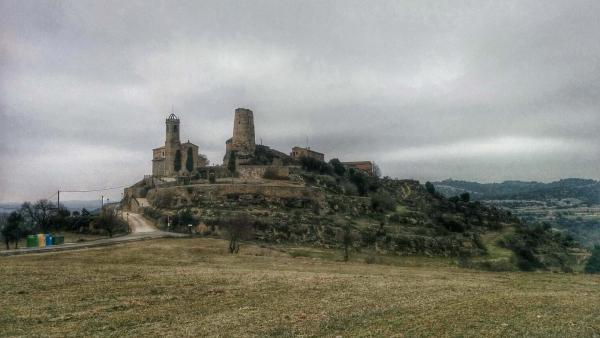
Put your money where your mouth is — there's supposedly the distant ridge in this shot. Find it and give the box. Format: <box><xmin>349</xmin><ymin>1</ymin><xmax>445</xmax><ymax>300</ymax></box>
<box><xmin>0</xmin><ymin>200</ymin><xmax>103</xmax><ymax>214</ymax></box>
<box><xmin>433</xmin><ymin>178</ymin><xmax>600</xmax><ymax>204</ymax></box>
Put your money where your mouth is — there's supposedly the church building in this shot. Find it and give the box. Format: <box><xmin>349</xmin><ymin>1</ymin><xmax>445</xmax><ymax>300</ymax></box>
<box><xmin>152</xmin><ymin>113</ymin><xmax>207</xmax><ymax>177</ymax></box>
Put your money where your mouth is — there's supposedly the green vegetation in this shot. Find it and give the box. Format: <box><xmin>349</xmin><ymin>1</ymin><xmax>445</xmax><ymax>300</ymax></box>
<box><xmin>227</xmin><ymin>150</ymin><xmax>237</xmax><ymax>174</ymax></box>
<box><xmin>1</xmin><ymin>212</ymin><xmax>25</xmax><ymax>249</ymax></box>
<box><xmin>433</xmin><ymin>179</ymin><xmax>600</xmax><ymax>249</ymax></box>
<box><xmin>0</xmin><ymin>199</ymin><xmax>127</xmax><ymax>246</ymax></box>
<box><xmin>130</xmin><ymin>155</ymin><xmax>588</xmax><ymax>272</ymax></box>
<box><xmin>185</xmin><ymin>147</ymin><xmax>194</xmax><ymax>172</ymax></box>
<box><xmin>585</xmin><ymin>245</ymin><xmax>600</xmax><ymax>274</ymax></box>
<box><xmin>434</xmin><ymin>178</ymin><xmax>600</xmax><ymax>204</ymax></box>
<box><xmin>425</xmin><ymin>181</ymin><xmax>435</xmax><ymax>194</ymax></box>
<box><xmin>174</xmin><ymin>149</ymin><xmax>182</xmax><ymax>171</ymax></box>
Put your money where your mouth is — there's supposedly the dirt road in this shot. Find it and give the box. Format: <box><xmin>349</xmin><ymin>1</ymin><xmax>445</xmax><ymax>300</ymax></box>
<box><xmin>125</xmin><ymin>212</ymin><xmax>157</xmax><ymax>233</ymax></box>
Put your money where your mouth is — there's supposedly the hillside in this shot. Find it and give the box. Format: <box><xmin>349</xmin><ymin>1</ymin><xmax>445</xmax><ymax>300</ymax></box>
<box><xmin>433</xmin><ymin>179</ymin><xmax>600</xmax><ymax>248</ymax></box>
<box><xmin>123</xmin><ymin>163</ymin><xmax>587</xmax><ymax>271</ymax></box>
<box><xmin>2</xmin><ymin>238</ymin><xmax>599</xmax><ymax>337</ymax></box>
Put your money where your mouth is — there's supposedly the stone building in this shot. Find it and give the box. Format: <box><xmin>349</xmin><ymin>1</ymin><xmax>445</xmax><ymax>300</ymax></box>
<box><xmin>342</xmin><ymin>161</ymin><xmax>375</xmax><ymax>175</ymax></box>
<box><xmin>290</xmin><ymin>146</ymin><xmax>325</xmax><ymax>162</ymax></box>
<box><xmin>152</xmin><ymin>113</ymin><xmax>207</xmax><ymax>177</ymax></box>
<box><xmin>224</xmin><ymin>108</ymin><xmax>256</xmax><ymax>164</ymax></box>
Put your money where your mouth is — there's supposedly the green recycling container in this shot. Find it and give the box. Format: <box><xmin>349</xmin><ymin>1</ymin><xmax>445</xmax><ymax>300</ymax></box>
<box><xmin>52</xmin><ymin>235</ymin><xmax>64</xmax><ymax>245</ymax></box>
<box><xmin>27</xmin><ymin>235</ymin><xmax>38</xmax><ymax>248</ymax></box>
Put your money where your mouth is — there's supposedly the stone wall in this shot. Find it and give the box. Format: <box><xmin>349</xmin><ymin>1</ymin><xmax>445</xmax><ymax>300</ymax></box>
<box><xmin>145</xmin><ymin>182</ymin><xmax>324</xmax><ymax>209</ymax></box>
<box><xmin>237</xmin><ymin>165</ymin><xmax>290</xmax><ymax>180</ymax></box>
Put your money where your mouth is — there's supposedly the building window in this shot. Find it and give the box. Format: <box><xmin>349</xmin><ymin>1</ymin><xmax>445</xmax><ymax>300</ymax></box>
<box><xmin>173</xmin><ymin>125</ymin><xmax>178</xmax><ymax>132</ymax></box>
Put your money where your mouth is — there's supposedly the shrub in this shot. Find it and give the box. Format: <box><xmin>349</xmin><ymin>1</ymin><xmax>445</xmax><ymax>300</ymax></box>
<box><xmin>300</xmin><ymin>156</ymin><xmax>333</xmax><ymax>175</ymax></box>
<box><xmin>585</xmin><ymin>245</ymin><xmax>600</xmax><ymax>274</ymax></box>
<box><xmin>425</xmin><ymin>181</ymin><xmax>435</xmax><ymax>194</ymax></box>
<box><xmin>263</xmin><ymin>167</ymin><xmax>288</xmax><ymax>180</ymax></box>
<box><xmin>388</xmin><ymin>213</ymin><xmax>402</xmax><ymax>223</ymax></box>
<box><xmin>341</xmin><ymin>181</ymin><xmax>358</xmax><ymax>196</ymax></box>
<box><xmin>349</xmin><ymin>170</ymin><xmax>369</xmax><ymax>196</ymax></box>
<box><xmin>460</xmin><ymin>192</ymin><xmax>471</xmax><ymax>202</ymax></box>
<box><xmin>514</xmin><ymin>248</ymin><xmax>544</xmax><ymax>271</ymax></box>
<box><xmin>154</xmin><ymin>190</ymin><xmax>176</xmax><ymax>208</ymax></box>
<box><xmin>329</xmin><ymin>158</ymin><xmax>346</xmax><ymax>176</ymax></box>
<box><xmin>143</xmin><ymin>207</ymin><xmax>163</xmax><ymax>220</ymax></box>
<box><xmin>370</xmin><ymin>191</ymin><xmax>396</xmax><ymax>212</ymax></box>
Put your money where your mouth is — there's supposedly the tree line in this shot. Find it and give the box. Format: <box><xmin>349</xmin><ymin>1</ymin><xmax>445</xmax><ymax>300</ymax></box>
<box><xmin>0</xmin><ymin>199</ymin><xmax>127</xmax><ymax>250</ymax></box>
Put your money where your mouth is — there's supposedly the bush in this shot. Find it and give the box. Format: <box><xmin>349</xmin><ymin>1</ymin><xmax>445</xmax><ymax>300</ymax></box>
<box><xmin>300</xmin><ymin>156</ymin><xmax>333</xmax><ymax>175</ymax></box>
<box><xmin>370</xmin><ymin>191</ymin><xmax>396</xmax><ymax>212</ymax></box>
<box><xmin>460</xmin><ymin>192</ymin><xmax>471</xmax><ymax>202</ymax></box>
<box><xmin>154</xmin><ymin>190</ymin><xmax>176</xmax><ymax>208</ymax></box>
<box><xmin>349</xmin><ymin>169</ymin><xmax>370</xmax><ymax>196</ymax></box>
<box><xmin>425</xmin><ymin>181</ymin><xmax>435</xmax><ymax>194</ymax></box>
<box><xmin>329</xmin><ymin>158</ymin><xmax>346</xmax><ymax>176</ymax></box>
<box><xmin>143</xmin><ymin>207</ymin><xmax>163</xmax><ymax>220</ymax></box>
<box><xmin>341</xmin><ymin>181</ymin><xmax>358</xmax><ymax>196</ymax></box>
<box><xmin>585</xmin><ymin>245</ymin><xmax>600</xmax><ymax>274</ymax></box>
<box><xmin>263</xmin><ymin>167</ymin><xmax>288</xmax><ymax>180</ymax></box>
<box><xmin>514</xmin><ymin>248</ymin><xmax>544</xmax><ymax>271</ymax></box>
<box><xmin>388</xmin><ymin>213</ymin><xmax>402</xmax><ymax>223</ymax></box>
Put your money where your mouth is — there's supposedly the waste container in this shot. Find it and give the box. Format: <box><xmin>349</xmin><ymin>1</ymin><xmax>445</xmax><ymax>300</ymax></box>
<box><xmin>45</xmin><ymin>234</ymin><xmax>53</xmax><ymax>246</ymax></box>
<box><xmin>27</xmin><ymin>235</ymin><xmax>38</xmax><ymax>248</ymax></box>
<box><xmin>37</xmin><ymin>234</ymin><xmax>46</xmax><ymax>247</ymax></box>
<box><xmin>52</xmin><ymin>235</ymin><xmax>64</xmax><ymax>245</ymax></box>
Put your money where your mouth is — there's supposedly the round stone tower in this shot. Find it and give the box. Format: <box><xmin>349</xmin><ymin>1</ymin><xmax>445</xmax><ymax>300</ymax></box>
<box><xmin>231</xmin><ymin>108</ymin><xmax>255</xmax><ymax>155</ymax></box>
<box><xmin>165</xmin><ymin>113</ymin><xmax>181</xmax><ymax>175</ymax></box>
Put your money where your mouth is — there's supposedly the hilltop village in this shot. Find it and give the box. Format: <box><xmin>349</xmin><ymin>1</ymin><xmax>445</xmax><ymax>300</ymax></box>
<box><xmin>150</xmin><ymin>108</ymin><xmax>374</xmax><ymax>180</ymax></box>
<box><xmin>120</xmin><ymin>107</ymin><xmax>584</xmax><ymax>272</ymax></box>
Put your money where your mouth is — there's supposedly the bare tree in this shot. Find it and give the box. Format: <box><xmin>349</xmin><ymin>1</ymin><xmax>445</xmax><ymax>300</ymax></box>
<box><xmin>336</xmin><ymin>223</ymin><xmax>356</xmax><ymax>262</ymax></box>
<box><xmin>21</xmin><ymin>199</ymin><xmax>56</xmax><ymax>232</ymax></box>
<box><xmin>223</xmin><ymin>213</ymin><xmax>254</xmax><ymax>254</ymax></box>
<box><xmin>373</xmin><ymin>162</ymin><xmax>382</xmax><ymax>178</ymax></box>
<box><xmin>97</xmin><ymin>207</ymin><xmax>125</xmax><ymax>238</ymax></box>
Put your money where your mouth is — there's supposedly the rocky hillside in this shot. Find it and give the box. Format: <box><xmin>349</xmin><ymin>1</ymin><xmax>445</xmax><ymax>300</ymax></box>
<box><xmin>123</xmin><ymin>164</ymin><xmax>587</xmax><ymax>272</ymax></box>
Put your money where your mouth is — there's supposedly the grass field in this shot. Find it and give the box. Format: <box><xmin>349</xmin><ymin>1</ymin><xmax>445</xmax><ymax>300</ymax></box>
<box><xmin>1</xmin><ymin>238</ymin><xmax>599</xmax><ymax>337</ymax></box>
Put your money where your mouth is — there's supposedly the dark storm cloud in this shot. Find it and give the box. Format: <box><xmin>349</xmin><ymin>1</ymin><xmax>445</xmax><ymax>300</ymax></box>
<box><xmin>1</xmin><ymin>0</ymin><xmax>599</xmax><ymax>202</ymax></box>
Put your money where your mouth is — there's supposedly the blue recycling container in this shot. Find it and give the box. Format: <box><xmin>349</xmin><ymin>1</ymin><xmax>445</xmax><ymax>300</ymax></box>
<box><xmin>45</xmin><ymin>234</ymin><xmax>53</xmax><ymax>246</ymax></box>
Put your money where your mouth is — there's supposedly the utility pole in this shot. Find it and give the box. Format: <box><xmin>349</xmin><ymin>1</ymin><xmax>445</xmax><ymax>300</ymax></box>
<box><xmin>101</xmin><ymin>195</ymin><xmax>104</xmax><ymax>208</ymax></box>
<box><xmin>57</xmin><ymin>190</ymin><xmax>60</xmax><ymax>210</ymax></box>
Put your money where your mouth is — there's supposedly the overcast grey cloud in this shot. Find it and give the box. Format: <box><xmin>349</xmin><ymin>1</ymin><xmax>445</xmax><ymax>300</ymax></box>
<box><xmin>1</xmin><ymin>0</ymin><xmax>599</xmax><ymax>202</ymax></box>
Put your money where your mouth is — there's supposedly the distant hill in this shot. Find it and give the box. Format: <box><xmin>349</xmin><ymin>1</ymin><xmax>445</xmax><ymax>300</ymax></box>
<box><xmin>433</xmin><ymin>178</ymin><xmax>600</xmax><ymax>204</ymax></box>
<box><xmin>0</xmin><ymin>200</ymin><xmax>102</xmax><ymax>214</ymax></box>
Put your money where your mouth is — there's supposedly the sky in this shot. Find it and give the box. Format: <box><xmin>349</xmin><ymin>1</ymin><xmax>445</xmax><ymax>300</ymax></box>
<box><xmin>1</xmin><ymin>0</ymin><xmax>599</xmax><ymax>203</ymax></box>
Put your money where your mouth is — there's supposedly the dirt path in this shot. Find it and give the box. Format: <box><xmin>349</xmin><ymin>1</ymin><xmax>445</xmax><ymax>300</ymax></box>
<box><xmin>0</xmin><ymin>212</ymin><xmax>185</xmax><ymax>256</ymax></box>
<box><xmin>125</xmin><ymin>212</ymin><xmax>157</xmax><ymax>233</ymax></box>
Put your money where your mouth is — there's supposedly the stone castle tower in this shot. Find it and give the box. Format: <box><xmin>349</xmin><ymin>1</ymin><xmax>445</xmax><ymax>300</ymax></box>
<box><xmin>231</xmin><ymin>108</ymin><xmax>256</xmax><ymax>155</ymax></box>
<box><xmin>164</xmin><ymin>113</ymin><xmax>181</xmax><ymax>176</ymax></box>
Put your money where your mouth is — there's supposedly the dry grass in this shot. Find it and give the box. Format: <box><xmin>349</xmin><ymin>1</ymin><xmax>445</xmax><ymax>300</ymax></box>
<box><xmin>1</xmin><ymin>238</ymin><xmax>599</xmax><ymax>337</ymax></box>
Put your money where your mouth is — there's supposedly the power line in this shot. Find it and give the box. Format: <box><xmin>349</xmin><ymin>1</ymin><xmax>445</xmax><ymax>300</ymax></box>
<box><xmin>60</xmin><ymin>185</ymin><xmax>129</xmax><ymax>193</ymax></box>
